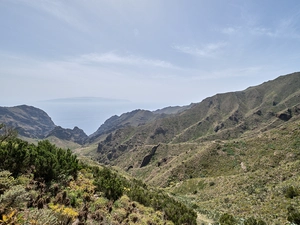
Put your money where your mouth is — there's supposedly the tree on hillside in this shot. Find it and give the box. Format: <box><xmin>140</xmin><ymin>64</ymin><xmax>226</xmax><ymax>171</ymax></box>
<box><xmin>0</xmin><ymin>124</ymin><xmax>17</xmax><ymax>143</ymax></box>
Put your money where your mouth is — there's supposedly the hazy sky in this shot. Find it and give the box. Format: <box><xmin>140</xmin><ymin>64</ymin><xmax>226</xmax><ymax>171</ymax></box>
<box><xmin>1</xmin><ymin>0</ymin><xmax>300</xmax><ymax>107</ymax></box>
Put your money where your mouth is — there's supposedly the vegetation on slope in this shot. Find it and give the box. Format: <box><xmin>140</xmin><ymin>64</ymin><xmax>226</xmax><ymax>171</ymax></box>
<box><xmin>168</xmin><ymin>118</ymin><xmax>300</xmax><ymax>224</ymax></box>
<box><xmin>0</xmin><ymin>125</ymin><xmax>197</xmax><ymax>225</ymax></box>
<box><xmin>93</xmin><ymin>72</ymin><xmax>300</xmax><ymax>166</ymax></box>
<box><xmin>97</xmin><ymin>115</ymin><xmax>300</xmax><ymax>224</ymax></box>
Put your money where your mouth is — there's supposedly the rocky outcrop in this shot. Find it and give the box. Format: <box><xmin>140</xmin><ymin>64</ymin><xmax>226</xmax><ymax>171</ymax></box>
<box><xmin>140</xmin><ymin>144</ymin><xmax>160</xmax><ymax>168</ymax></box>
<box><xmin>47</xmin><ymin>126</ymin><xmax>88</xmax><ymax>145</ymax></box>
<box><xmin>89</xmin><ymin>110</ymin><xmax>161</xmax><ymax>142</ymax></box>
<box><xmin>89</xmin><ymin>106</ymin><xmax>190</xmax><ymax>143</ymax></box>
<box><xmin>276</xmin><ymin>109</ymin><xmax>292</xmax><ymax>121</ymax></box>
<box><xmin>0</xmin><ymin>105</ymin><xmax>55</xmax><ymax>138</ymax></box>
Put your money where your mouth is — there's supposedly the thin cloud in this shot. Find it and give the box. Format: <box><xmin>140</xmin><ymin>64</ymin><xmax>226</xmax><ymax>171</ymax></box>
<box><xmin>76</xmin><ymin>52</ymin><xmax>178</xmax><ymax>69</ymax></box>
<box><xmin>222</xmin><ymin>13</ymin><xmax>300</xmax><ymax>39</ymax></box>
<box><xmin>221</xmin><ymin>27</ymin><xmax>238</xmax><ymax>35</ymax></box>
<box><xmin>173</xmin><ymin>42</ymin><xmax>227</xmax><ymax>57</ymax></box>
<box><xmin>188</xmin><ymin>66</ymin><xmax>263</xmax><ymax>80</ymax></box>
<box><xmin>13</xmin><ymin>0</ymin><xmax>86</xmax><ymax>31</ymax></box>
<box><xmin>250</xmin><ymin>19</ymin><xmax>300</xmax><ymax>39</ymax></box>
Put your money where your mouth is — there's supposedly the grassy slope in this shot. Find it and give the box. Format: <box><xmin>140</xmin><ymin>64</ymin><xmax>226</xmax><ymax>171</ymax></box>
<box><xmin>168</xmin><ymin>117</ymin><xmax>300</xmax><ymax>224</ymax></box>
<box><xmin>102</xmin><ymin>115</ymin><xmax>300</xmax><ymax>224</ymax></box>
<box><xmin>71</xmin><ymin>73</ymin><xmax>300</xmax><ymax>224</ymax></box>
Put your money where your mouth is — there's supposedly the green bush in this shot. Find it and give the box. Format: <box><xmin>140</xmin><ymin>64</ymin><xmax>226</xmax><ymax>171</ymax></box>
<box><xmin>287</xmin><ymin>206</ymin><xmax>300</xmax><ymax>225</ymax></box>
<box><xmin>284</xmin><ymin>186</ymin><xmax>299</xmax><ymax>199</ymax></box>
<box><xmin>219</xmin><ymin>213</ymin><xmax>237</xmax><ymax>225</ymax></box>
<box><xmin>126</xmin><ymin>179</ymin><xmax>197</xmax><ymax>225</ymax></box>
<box><xmin>93</xmin><ymin>167</ymin><xmax>123</xmax><ymax>201</ymax></box>
<box><xmin>0</xmin><ymin>139</ymin><xmax>79</xmax><ymax>182</ymax></box>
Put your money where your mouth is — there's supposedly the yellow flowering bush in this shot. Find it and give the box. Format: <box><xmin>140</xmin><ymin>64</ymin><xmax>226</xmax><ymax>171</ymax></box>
<box><xmin>49</xmin><ymin>202</ymin><xmax>78</xmax><ymax>223</ymax></box>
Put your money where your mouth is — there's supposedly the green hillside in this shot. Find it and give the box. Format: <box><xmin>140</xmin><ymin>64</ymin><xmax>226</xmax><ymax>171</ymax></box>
<box><xmin>92</xmin><ymin>72</ymin><xmax>300</xmax><ymax>166</ymax></box>
<box><xmin>82</xmin><ymin>72</ymin><xmax>300</xmax><ymax>224</ymax></box>
<box><xmin>0</xmin><ymin>128</ymin><xmax>196</xmax><ymax>225</ymax></box>
<box><xmin>1</xmin><ymin>72</ymin><xmax>300</xmax><ymax>224</ymax></box>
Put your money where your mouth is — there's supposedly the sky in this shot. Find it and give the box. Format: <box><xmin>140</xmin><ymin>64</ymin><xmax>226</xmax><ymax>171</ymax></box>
<box><xmin>1</xmin><ymin>1</ymin><xmax>300</xmax><ymax>110</ymax></box>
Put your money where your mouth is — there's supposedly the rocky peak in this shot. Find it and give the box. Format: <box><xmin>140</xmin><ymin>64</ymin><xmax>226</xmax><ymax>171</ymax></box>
<box><xmin>46</xmin><ymin>126</ymin><xmax>88</xmax><ymax>145</ymax></box>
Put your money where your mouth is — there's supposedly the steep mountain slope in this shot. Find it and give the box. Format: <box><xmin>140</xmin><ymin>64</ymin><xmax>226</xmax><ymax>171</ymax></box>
<box><xmin>89</xmin><ymin>109</ymin><xmax>161</xmax><ymax>142</ymax></box>
<box><xmin>0</xmin><ymin>136</ymin><xmax>197</xmax><ymax>225</ymax></box>
<box><xmin>89</xmin><ymin>105</ymin><xmax>191</xmax><ymax>143</ymax></box>
<box><xmin>0</xmin><ymin>105</ymin><xmax>55</xmax><ymax>138</ymax></box>
<box><xmin>0</xmin><ymin>105</ymin><xmax>88</xmax><ymax>146</ymax></box>
<box><xmin>85</xmin><ymin>72</ymin><xmax>300</xmax><ymax>224</ymax></box>
<box><xmin>46</xmin><ymin>126</ymin><xmax>88</xmax><ymax>145</ymax></box>
<box><xmin>93</xmin><ymin>72</ymin><xmax>300</xmax><ymax>165</ymax></box>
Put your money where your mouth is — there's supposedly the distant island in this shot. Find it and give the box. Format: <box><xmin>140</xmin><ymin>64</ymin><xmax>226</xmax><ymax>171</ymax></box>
<box><xmin>40</xmin><ymin>97</ymin><xmax>131</xmax><ymax>104</ymax></box>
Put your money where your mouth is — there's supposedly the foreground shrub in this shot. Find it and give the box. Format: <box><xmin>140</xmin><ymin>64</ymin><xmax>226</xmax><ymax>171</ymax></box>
<box><xmin>93</xmin><ymin>167</ymin><xmax>123</xmax><ymax>201</ymax></box>
<box><xmin>219</xmin><ymin>213</ymin><xmax>237</xmax><ymax>225</ymax></box>
<box><xmin>0</xmin><ymin>139</ymin><xmax>79</xmax><ymax>182</ymax></box>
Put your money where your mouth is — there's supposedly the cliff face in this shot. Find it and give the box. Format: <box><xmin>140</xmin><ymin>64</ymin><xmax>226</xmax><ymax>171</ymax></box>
<box><xmin>0</xmin><ymin>105</ymin><xmax>56</xmax><ymax>138</ymax></box>
<box><xmin>46</xmin><ymin>126</ymin><xmax>88</xmax><ymax>145</ymax></box>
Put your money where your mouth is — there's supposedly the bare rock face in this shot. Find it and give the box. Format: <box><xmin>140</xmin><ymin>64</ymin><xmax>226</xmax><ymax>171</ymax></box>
<box><xmin>140</xmin><ymin>144</ymin><xmax>160</xmax><ymax>168</ymax></box>
<box><xmin>276</xmin><ymin>109</ymin><xmax>292</xmax><ymax>121</ymax></box>
<box><xmin>47</xmin><ymin>126</ymin><xmax>88</xmax><ymax>145</ymax></box>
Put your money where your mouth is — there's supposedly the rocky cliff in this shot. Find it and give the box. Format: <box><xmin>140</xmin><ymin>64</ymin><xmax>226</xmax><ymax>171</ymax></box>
<box><xmin>0</xmin><ymin>105</ymin><xmax>55</xmax><ymax>138</ymax></box>
<box><xmin>46</xmin><ymin>126</ymin><xmax>88</xmax><ymax>145</ymax></box>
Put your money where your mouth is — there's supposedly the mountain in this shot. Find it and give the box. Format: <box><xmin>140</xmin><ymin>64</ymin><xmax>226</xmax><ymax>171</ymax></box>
<box><xmin>93</xmin><ymin>72</ymin><xmax>300</xmax><ymax>165</ymax></box>
<box><xmin>0</xmin><ymin>105</ymin><xmax>55</xmax><ymax>138</ymax></box>
<box><xmin>0</xmin><ymin>105</ymin><xmax>88</xmax><ymax>145</ymax></box>
<box><xmin>46</xmin><ymin>126</ymin><xmax>88</xmax><ymax>145</ymax></box>
<box><xmin>89</xmin><ymin>105</ymin><xmax>191</xmax><ymax>142</ymax></box>
<box><xmin>1</xmin><ymin>72</ymin><xmax>300</xmax><ymax>224</ymax></box>
<box><xmin>152</xmin><ymin>105</ymin><xmax>192</xmax><ymax>115</ymax></box>
<box><xmin>85</xmin><ymin>72</ymin><xmax>300</xmax><ymax>224</ymax></box>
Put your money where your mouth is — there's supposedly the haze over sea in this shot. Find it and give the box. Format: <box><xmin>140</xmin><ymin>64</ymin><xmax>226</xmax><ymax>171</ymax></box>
<box><xmin>33</xmin><ymin>97</ymin><xmax>169</xmax><ymax>135</ymax></box>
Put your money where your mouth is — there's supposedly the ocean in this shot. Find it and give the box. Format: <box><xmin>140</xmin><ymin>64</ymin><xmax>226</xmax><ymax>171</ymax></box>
<box><xmin>34</xmin><ymin>100</ymin><xmax>166</xmax><ymax>135</ymax></box>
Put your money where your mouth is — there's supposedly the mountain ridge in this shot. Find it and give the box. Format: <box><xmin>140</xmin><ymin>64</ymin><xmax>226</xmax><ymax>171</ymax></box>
<box><xmin>0</xmin><ymin>105</ymin><xmax>56</xmax><ymax>138</ymax></box>
<box><xmin>0</xmin><ymin>105</ymin><xmax>89</xmax><ymax>144</ymax></box>
<box><xmin>1</xmin><ymin>72</ymin><xmax>300</xmax><ymax>224</ymax></box>
<box><xmin>93</xmin><ymin>72</ymin><xmax>300</xmax><ymax>165</ymax></box>
<box><xmin>88</xmin><ymin>106</ymin><xmax>191</xmax><ymax>143</ymax></box>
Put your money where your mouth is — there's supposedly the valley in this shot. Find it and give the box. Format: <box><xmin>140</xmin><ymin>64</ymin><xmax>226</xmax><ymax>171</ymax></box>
<box><xmin>1</xmin><ymin>72</ymin><xmax>300</xmax><ymax>224</ymax></box>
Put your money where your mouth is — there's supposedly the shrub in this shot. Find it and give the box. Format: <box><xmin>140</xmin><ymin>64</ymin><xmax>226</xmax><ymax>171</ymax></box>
<box><xmin>49</xmin><ymin>202</ymin><xmax>78</xmax><ymax>224</ymax></box>
<box><xmin>0</xmin><ymin>171</ymin><xmax>15</xmax><ymax>194</ymax></box>
<box><xmin>0</xmin><ymin>139</ymin><xmax>80</xmax><ymax>182</ymax></box>
<box><xmin>244</xmin><ymin>216</ymin><xmax>267</xmax><ymax>225</ymax></box>
<box><xmin>0</xmin><ymin>185</ymin><xmax>29</xmax><ymax>209</ymax></box>
<box><xmin>284</xmin><ymin>186</ymin><xmax>299</xmax><ymax>199</ymax></box>
<box><xmin>23</xmin><ymin>208</ymin><xmax>58</xmax><ymax>225</ymax></box>
<box><xmin>219</xmin><ymin>213</ymin><xmax>237</xmax><ymax>225</ymax></box>
<box><xmin>93</xmin><ymin>167</ymin><xmax>123</xmax><ymax>201</ymax></box>
<box><xmin>0</xmin><ymin>209</ymin><xmax>22</xmax><ymax>225</ymax></box>
<box><xmin>287</xmin><ymin>206</ymin><xmax>300</xmax><ymax>225</ymax></box>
